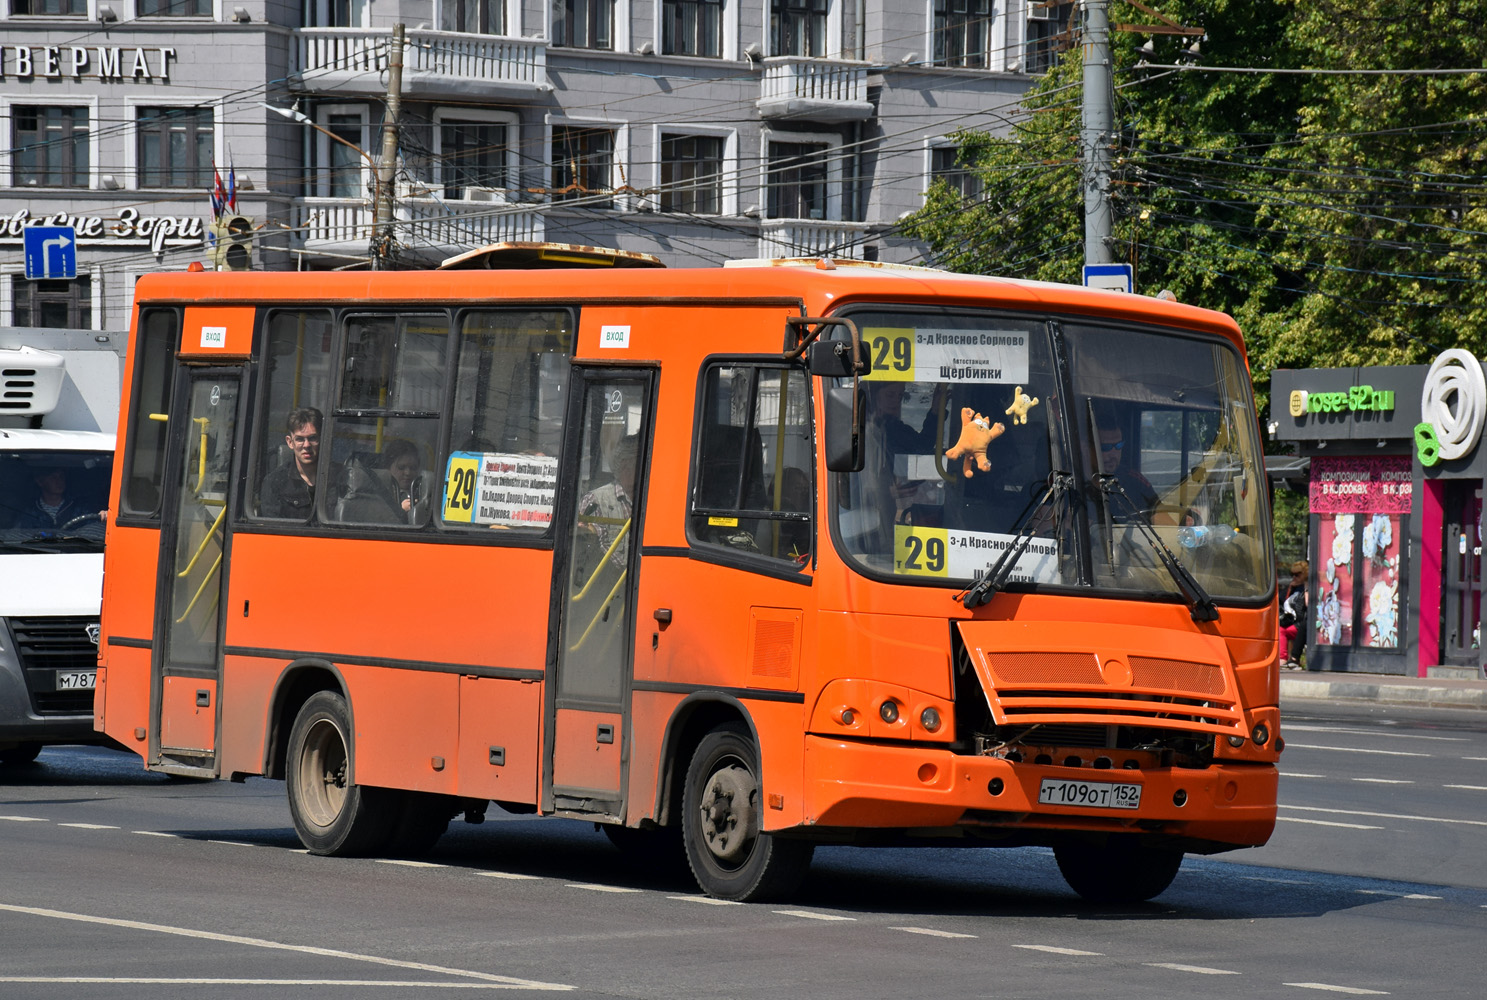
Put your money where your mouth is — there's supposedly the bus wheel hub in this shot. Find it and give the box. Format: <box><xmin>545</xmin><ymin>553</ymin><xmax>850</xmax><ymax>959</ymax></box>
<box><xmin>700</xmin><ymin>765</ymin><xmax>756</xmax><ymax>861</ymax></box>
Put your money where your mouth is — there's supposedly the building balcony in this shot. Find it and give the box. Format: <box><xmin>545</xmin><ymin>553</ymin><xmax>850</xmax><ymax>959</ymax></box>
<box><xmin>290</xmin><ymin>196</ymin><xmax>545</xmax><ymax>263</ymax></box>
<box><xmin>758</xmin><ymin>220</ymin><xmax>868</xmax><ymax>260</ymax></box>
<box><xmin>757</xmin><ymin>57</ymin><xmax>874</xmax><ymax>121</ymax></box>
<box><xmin>290</xmin><ymin>28</ymin><xmax>550</xmax><ymax>100</ymax></box>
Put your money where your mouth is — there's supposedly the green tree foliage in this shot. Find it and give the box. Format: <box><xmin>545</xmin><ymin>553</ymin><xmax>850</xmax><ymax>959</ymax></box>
<box><xmin>903</xmin><ymin>0</ymin><xmax>1487</xmax><ymax>399</ymax></box>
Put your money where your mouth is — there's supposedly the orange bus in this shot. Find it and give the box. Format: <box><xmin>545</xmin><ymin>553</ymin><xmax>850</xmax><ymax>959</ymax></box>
<box><xmin>96</xmin><ymin>246</ymin><xmax>1281</xmax><ymax>902</ymax></box>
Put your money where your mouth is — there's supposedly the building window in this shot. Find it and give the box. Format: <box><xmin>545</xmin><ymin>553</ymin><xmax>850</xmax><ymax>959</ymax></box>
<box><xmin>552</xmin><ymin>126</ymin><xmax>615</xmax><ymax>207</ymax></box>
<box><xmin>441</xmin><ymin>120</ymin><xmax>508</xmax><ymax>198</ymax></box>
<box><xmin>12</xmin><ymin>0</ymin><xmax>86</xmax><ymax>13</ymax></box>
<box><xmin>933</xmin><ymin>0</ymin><xmax>990</xmax><ymax>68</ymax></box>
<box><xmin>138</xmin><ymin>0</ymin><xmax>212</xmax><ymax>15</ymax></box>
<box><xmin>660</xmin><ymin>134</ymin><xmax>723</xmax><ymax>214</ymax></box>
<box><xmin>321</xmin><ymin>111</ymin><xmax>368</xmax><ymax>198</ymax></box>
<box><xmin>137</xmin><ymin>107</ymin><xmax>214</xmax><ymax>189</ymax></box>
<box><xmin>772</xmin><ymin>0</ymin><xmax>827</xmax><ymax>57</ymax></box>
<box><xmin>1027</xmin><ymin>1</ymin><xmax>1075</xmax><ymax>74</ymax></box>
<box><xmin>662</xmin><ymin>0</ymin><xmax>723</xmax><ymax>57</ymax></box>
<box><xmin>12</xmin><ymin>106</ymin><xmax>89</xmax><ymax>189</ymax></box>
<box><xmin>553</xmin><ymin>0</ymin><xmax>613</xmax><ymax>49</ymax></box>
<box><xmin>930</xmin><ymin>145</ymin><xmax>982</xmax><ymax>202</ymax></box>
<box><xmin>12</xmin><ymin>277</ymin><xmax>92</xmax><ymax>329</ymax></box>
<box><xmin>767</xmin><ymin>141</ymin><xmax>829</xmax><ymax>220</ymax></box>
<box><xmin>441</xmin><ymin>0</ymin><xmax>506</xmax><ymax>34</ymax></box>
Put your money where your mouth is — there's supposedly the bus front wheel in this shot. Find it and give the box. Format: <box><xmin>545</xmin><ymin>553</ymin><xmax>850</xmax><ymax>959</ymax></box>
<box><xmin>682</xmin><ymin>724</ymin><xmax>812</xmax><ymax>902</ymax></box>
<box><xmin>1053</xmin><ymin>836</ymin><xmax>1183</xmax><ymax>902</ymax></box>
<box><xmin>285</xmin><ymin>691</ymin><xmax>394</xmax><ymax>856</ymax></box>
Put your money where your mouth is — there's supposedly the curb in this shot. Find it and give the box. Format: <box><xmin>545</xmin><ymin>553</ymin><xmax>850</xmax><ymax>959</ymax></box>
<box><xmin>1280</xmin><ymin>676</ymin><xmax>1487</xmax><ymax>710</ymax></box>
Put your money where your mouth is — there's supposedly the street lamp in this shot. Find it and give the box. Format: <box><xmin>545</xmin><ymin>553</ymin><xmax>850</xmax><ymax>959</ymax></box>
<box><xmin>261</xmin><ymin>101</ymin><xmax>386</xmax><ymax>265</ymax></box>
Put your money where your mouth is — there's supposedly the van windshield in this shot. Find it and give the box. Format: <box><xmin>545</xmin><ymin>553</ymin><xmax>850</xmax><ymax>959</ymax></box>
<box><xmin>0</xmin><ymin>450</ymin><xmax>113</xmax><ymax>548</ymax></box>
<box><xmin>831</xmin><ymin>309</ymin><xmax>1271</xmax><ymax>603</ymax></box>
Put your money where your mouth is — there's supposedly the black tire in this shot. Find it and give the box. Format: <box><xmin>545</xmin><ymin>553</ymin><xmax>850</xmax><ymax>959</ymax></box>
<box><xmin>384</xmin><ymin>791</ymin><xmax>456</xmax><ymax>858</ymax></box>
<box><xmin>285</xmin><ymin>691</ymin><xmax>394</xmax><ymax>856</ymax></box>
<box><xmin>682</xmin><ymin>724</ymin><xmax>813</xmax><ymax>902</ymax></box>
<box><xmin>0</xmin><ymin>743</ymin><xmax>42</xmax><ymax>766</ymax></box>
<box><xmin>1054</xmin><ymin>836</ymin><xmax>1184</xmax><ymax>903</ymax></box>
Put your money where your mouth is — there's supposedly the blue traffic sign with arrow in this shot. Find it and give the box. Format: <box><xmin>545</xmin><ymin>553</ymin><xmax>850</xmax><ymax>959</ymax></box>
<box><xmin>23</xmin><ymin>226</ymin><xmax>78</xmax><ymax>280</ymax></box>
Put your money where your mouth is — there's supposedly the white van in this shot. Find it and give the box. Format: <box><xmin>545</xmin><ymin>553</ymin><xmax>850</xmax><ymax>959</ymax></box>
<box><xmin>0</xmin><ymin>327</ymin><xmax>123</xmax><ymax>766</ymax></box>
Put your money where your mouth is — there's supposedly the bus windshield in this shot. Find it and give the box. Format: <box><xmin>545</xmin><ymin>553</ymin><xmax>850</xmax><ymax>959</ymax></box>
<box><xmin>833</xmin><ymin>309</ymin><xmax>1271</xmax><ymax>603</ymax></box>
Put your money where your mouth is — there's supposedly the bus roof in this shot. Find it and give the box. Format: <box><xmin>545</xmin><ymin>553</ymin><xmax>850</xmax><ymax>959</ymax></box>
<box><xmin>133</xmin><ymin>261</ymin><xmax>1245</xmax><ymax>348</ymax></box>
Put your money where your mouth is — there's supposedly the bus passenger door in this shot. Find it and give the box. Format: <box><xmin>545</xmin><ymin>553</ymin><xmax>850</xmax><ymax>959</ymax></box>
<box><xmin>151</xmin><ymin>370</ymin><xmax>241</xmax><ymax>774</ymax></box>
<box><xmin>546</xmin><ymin>370</ymin><xmax>655</xmax><ymax>818</ymax></box>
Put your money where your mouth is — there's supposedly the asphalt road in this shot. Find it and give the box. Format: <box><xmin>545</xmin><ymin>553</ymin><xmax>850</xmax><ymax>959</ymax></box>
<box><xmin>3</xmin><ymin>699</ymin><xmax>1484</xmax><ymax>999</ymax></box>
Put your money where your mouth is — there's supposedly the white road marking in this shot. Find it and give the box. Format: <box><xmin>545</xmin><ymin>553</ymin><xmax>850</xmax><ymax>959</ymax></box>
<box><xmin>1444</xmin><ymin>784</ymin><xmax>1487</xmax><ymax>791</ymax></box>
<box><xmin>0</xmin><ymin>979</ymin><xmax>542</xmax><ymax>990</ymax></box>
<box><xmin>772</xmin><ymin>910</ymin><xmax>856</xmax><ymax>921</ymax></box>
<box><xmin>1145</xmin><ymin>963</ymin><xmax>1240</xmax><ymax>975</ymax></box>
<box><xmin>1351</xmin><ymin>778</ymin><xmax>1412</xmax><ymax>784</ymax></box>
<box><xmin>0</xmin><ymin>903</ymin><xmax>572</xmax><ymax>990</ymax></box>
<box><xmin>207</xmin><ymin>840</ymin><xmax>256</xmax><ymax>848</ymax></box>
<box><xmin>1281</xmin><ymin>804</ymin><xmax>1487</xmax><ymax>828</ymax></box>
<box><xmin>1284</xmin><ymin>744</ymin><xmax>1430</xmax><ymax>757</ymax></box>
<box><xmin>477</xmin><ymin>872</ymin><xmax>542</xmax><ymax>880</ymax></box>
<box><xmin>1284</xmin><ymin>983</ymin><xmax>1388</xmax><ymax>994</ymax></box>
<box><xmin>133</xmin><ymin>831</ymin><xmax>177</xmax><ymax>838</ymax></box>
<box><xmin>57</xmin><ymin>823</ymin><xmax>119</xmax><ymax>830</ymax></box>
<box><xmin>1463</xmin><ymin>757</ymin><xmax>1487</xmax><ymax>762</ymax></box>
<box><xmin>377</xmin><ymin>859</ymin><xmax>446</xmax><ymax>868</ymax></box>
<box><xmin>1283</xmin><ymin>725</ymin><xmax>1465</xmax><ymax>742</ymax></box>
<box><xmin>1277</xmin><ymin>817</ymin><xmax>1384</xmax><ymax>830</ymax></box>
<box><xmin>1283</xmin><ymin>773</ymin><xmax>1327</xmax><ymax>778</ymax></box>
<box><xmin>0</xmin><ymin>816</ymin><xmax>46</xmax><ymax>822</ymax></box>
<box><xmin>565</xmin><ymin>884</ymin><xmax>640</xmax><ymax>893</ymax></box>
<box><xmin>891</xmin><ymin>927</ymin><xmax>977</xmax><ymax>939</ymax></box>
<box><xmin>1356</xmin><ymin>890</ymin><xmax>1441</xmax><ymax>899</ymax></box>
<box><xmin>1012</xmin><ymin>945</ymin><xmax>1102</xmax><ymax>956</ymax></box>
<box><xmin>1241</xmin><ymin>876</ymin><xmax>1311</xmax><ymax>884</ymax></box>
<box><xmin>666</xmin><ymin>896</ymin><xmax>741</xmax><ymax>906</ymax></box>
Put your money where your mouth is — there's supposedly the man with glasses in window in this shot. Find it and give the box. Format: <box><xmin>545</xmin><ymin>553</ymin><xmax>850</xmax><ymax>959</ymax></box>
<box><xmin>1095</xmin><ymin>421</ymin><xmax>1158</xmax><ymax>522</ymax></box>
<box><xmin>260</xmin><ymin>407</ymin><xmax>335</xmax><ymax>520</ymax></box>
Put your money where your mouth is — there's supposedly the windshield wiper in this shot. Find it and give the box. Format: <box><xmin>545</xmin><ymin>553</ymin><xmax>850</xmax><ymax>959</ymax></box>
<box><xmin>958</xmin><ymin>471</ymin><xmax>1074</xmax><ymax>609</ymax></box>
<box><xmin>1093</xmin><ymin>474</ymin><xmax>1219</xmax><ymax>623</ymax></box>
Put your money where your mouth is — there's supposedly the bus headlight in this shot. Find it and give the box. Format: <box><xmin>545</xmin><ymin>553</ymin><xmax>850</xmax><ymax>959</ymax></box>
<box><xmin>879</xmin><ymin>700</ymin><xmax>900</xmax><ymax>724</ymax></box>
<box><xmin>1251</xmin><ymin>723</ymin><xmax>1270</xmax><ymax>746</ymax></box>
<box><xmin>920</xmin><ymin>706</ymin><xmax>941</xmax><ymax>732</ymax></box>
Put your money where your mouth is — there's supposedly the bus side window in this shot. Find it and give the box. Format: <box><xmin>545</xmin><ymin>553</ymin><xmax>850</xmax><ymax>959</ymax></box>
<box><xmin>323</xmin><ymin>311</ymin><xmax>448</xmax><ymax>529</ymax></box>
<box><xmin>120</xmin><ymin>308</ymin><xmax>179</xmax><ymax>518</ymax></box>
<box><xmin>689</xmin><ymin>364</ymin><xmax>813</xmax><ymax>568</ymax></box>
<box><xmin>437</xmin><ymin>309</ymin><xmax>572</xmax><ymax>535</ymax></box>
<box><xmin>250</xmin><ymin>309</ymin><xmax>334</xmax><ymax>522</ymax></box>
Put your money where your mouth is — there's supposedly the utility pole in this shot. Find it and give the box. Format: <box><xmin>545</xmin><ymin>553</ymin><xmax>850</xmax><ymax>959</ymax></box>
<box><xmin>1082</xmin><ymin>0</ymin><xmax>1114</xmax><ymax>267</ymax></box>
<box><xmin>372</xmin><ymin>22</ymin><xmax>405</xmax><ymax>268</ymax></box>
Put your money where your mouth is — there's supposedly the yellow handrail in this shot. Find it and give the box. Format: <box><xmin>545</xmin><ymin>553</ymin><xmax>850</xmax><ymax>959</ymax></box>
<box><xmin>570</xmin><ymin>519</ymin><xmax>630</xmax><ymax>602</ymax></box>
<box><xmin>192</xmin><ymin>417</ymin><xmax>210</xmax><ymax>493</ymax></box>
<box><xmin>174</xmin><ymin>551</ymin><xmax>222</xmax><ymax>624</ymax></box>
<box><xmin>176</xmin><ymin>504</ymin><xmax>228</xmax><ymax>579</ymax></box>
<box><xmin>567</xmin><ymin>570</ymin><xmax>627</xmax><ymax>653</ymax></box>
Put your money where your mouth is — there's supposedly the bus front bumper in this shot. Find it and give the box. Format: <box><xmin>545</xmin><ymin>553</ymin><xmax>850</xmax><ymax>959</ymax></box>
<box><xmin>800</xmin><ymin>735</ymin><xmax>1277</xmax><ymax>850</ymax></box>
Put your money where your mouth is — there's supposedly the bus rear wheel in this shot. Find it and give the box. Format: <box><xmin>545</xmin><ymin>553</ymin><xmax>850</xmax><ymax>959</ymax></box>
<box><xmin>682</xmin><ymin>724</ymin><xmax>812</xmax><ymax>902</ymax></box>
<box><xmin>1053</xmin><ymin>836</ymin><xmax>1184</xmax><ymax>903</ymax></box>
<box><xmin>286</xmin><ymin>691</ymin><xmax>393</xmax><ymax>856</ymax></box>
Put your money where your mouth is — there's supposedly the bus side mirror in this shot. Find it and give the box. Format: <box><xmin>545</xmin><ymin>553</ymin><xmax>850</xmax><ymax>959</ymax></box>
<box><xmin>807</xmin><ymin>338</ymin><xmax>871</xmax><ymax>378</ymax></box>
<box><xmin>824</xmin><ymin>384</ymin><xmax>865</xmax><ymax>472</ymax></box>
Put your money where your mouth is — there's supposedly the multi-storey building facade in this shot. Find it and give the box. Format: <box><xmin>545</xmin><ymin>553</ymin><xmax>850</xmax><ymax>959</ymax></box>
<box><xmin>1</xmin><ymin>0</ymin><xmax>1068</xmax><ymax>328</ymax></box>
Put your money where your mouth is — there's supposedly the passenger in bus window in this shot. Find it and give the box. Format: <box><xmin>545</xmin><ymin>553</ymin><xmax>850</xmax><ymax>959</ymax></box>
<box><xmin>384</xmin><ymin>439</ymin><xmax>426</xmax><ymax>523</ymax></box>
<box><xmin>577</xmin><ymin>434</ymin><xmax>638</xmax><ymax>568</ymax></box>
<box><xmin>260</xmin><ymin>407</ymin><xmax>334</xmax><ymax>520</ymax></box>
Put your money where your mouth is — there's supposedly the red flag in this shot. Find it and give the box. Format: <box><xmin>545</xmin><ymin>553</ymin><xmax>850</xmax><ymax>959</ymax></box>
<box><xmin>210</xmin><ymin>166</ymin><xmax>226</xmax><ymax>219</ymax></box>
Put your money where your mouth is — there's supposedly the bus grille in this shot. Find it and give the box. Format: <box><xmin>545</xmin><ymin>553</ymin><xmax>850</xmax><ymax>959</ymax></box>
<box><xmin>980</xmin><ymin>650</ymin><xmax>1242</xmax><ymax>738</ymax></box>
<box><xmin>9</xmin><ymin>616</ymin><xmax>99</xmax><ymax>715</ymax></box>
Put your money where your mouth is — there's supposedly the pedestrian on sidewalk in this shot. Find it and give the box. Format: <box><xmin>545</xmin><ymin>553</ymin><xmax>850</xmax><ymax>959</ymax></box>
<box><xmin>1279</xmin><ymin>559</ymin><xmax>1309</xmax><ymax>670</ymax></box>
